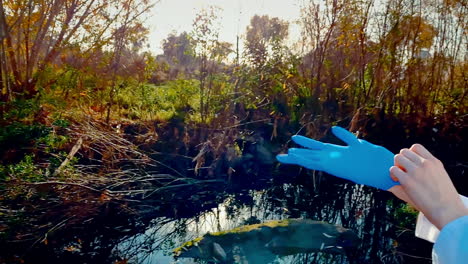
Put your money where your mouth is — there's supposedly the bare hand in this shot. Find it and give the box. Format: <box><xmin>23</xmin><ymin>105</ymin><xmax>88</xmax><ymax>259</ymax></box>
<box><xmin>389</xmin><ymin>144</ymin><xmax>468</xmax><ymax>230</ymax></box>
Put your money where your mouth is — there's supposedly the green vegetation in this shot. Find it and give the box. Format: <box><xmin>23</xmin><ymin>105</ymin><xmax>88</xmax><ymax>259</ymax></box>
<box><xmin>394</xmin><ymin>202</ymin><xmax>419</xmax><ymax>229</ymax></box>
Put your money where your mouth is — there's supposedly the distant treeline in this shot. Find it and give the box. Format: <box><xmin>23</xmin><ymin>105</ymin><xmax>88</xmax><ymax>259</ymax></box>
<box><xmin>0</xmin><ymin>0</ymin><xmax>465</xmax><ymax>127</ymax></box>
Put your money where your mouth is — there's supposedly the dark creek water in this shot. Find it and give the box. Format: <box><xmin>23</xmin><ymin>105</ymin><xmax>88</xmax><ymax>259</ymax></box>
<box><xmin>110</xmin><ymin>176</ymin><xmax>433</xmax><ymax>264</ymax></box>
<box><xmin>97</xmin><ymin>117</ymin><xmax>464</xmax><ymax>263</ymax></box>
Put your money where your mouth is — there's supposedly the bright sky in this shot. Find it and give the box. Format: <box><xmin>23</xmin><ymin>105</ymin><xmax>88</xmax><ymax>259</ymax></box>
<box><xmin>146</xmin><ymin>0</ymin><xmax>304</xmax><ymax>55</ymax></box>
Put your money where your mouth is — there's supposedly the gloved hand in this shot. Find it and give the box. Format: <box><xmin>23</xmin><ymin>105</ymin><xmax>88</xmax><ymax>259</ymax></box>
<box><xmin>277</xmin><ymin>126</ymin><xmax>399</xmax><ymax>190</ymax></box>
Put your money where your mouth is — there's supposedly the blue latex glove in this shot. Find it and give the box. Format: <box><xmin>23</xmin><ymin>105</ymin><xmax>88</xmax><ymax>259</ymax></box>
<box><xmin>277</xmin><ymin>126</ymin><xmax>399</xmax><ymax>190</ymax></box>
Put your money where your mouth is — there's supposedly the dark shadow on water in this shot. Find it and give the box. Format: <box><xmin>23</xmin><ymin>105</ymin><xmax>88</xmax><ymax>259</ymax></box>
<box><xmin>8</xmin><ymin>161</ymin><xmax>436</xmax><ymax>264</ymax></box>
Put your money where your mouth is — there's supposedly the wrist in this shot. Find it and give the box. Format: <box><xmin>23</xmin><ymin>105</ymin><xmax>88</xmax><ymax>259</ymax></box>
<box><xmin>431</xmin><ymin>203</ymin><xmax>468</xmax><ymax>230</ymax></box>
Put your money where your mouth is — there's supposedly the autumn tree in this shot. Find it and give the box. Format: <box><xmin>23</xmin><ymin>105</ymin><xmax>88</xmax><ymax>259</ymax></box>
<box><xmin>242</xmin><ymin>14</ymin><xmax>292</xmax><ymax>116</ymax></box>
<box><xmin>245</xmin><ymin>15</ymin><xmax>289</xmax><ymax>68</ymax></box>
<box><xmin>0</xmin><ymin>0</ymin><xmax>153</xmax><ymax>106</ymax></box>
<box><xmin>299</xmin><ymin>0</ymin><xmax>345</xmax><ymax>105</ymax></box>
<box><xmin>294</xmin><ymin>0</ymin><xmax>466</xmax><ymax>125</ymax></box>
<box><xmin>367</xmin><ymin>0</ymin><xmax>464</xmax><ymax>117</ymax></box>
<box><xmin>158</xmin><ymin>32</ymin><xmax>196</xmax><ymax>79</ymax></box>
<box><xmin>191</xmin><ymin>6</ymin><xmax>233</xmax><ymax>123</ymax></box>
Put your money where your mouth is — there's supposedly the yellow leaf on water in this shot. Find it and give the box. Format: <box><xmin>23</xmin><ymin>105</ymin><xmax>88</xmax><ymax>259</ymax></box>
<box><xmin>64</xmin><ymin>246</ymin><xmax>77</xmax><ymax>252</ymax></box>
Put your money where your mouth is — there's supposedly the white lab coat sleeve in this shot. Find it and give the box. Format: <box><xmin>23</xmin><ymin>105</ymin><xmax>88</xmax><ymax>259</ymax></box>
<box><xmin>432</xmin><ymin>215</ymin><xmax>468</xmax><ymax>264</ymax></box>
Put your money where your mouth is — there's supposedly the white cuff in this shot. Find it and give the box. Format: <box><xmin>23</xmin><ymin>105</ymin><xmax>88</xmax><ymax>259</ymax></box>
<box><xmin>415</xmin><ymin>195</ymin><xmax>468</xmax><ymax>243</ymax></box>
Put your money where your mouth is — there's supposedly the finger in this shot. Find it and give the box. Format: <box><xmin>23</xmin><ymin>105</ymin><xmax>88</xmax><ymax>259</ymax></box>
<box><xmin>394</xmin><ymin>154</ymin><xmax>417</xmax><ymax>172</ymax></box>
<box><xmin>292</xmin><ymin>135</ymin><xmax>325</xmax><ymax>150</ymax></box>
<box><xmin>331</xmin><ymin>126</ymin><xmax>359</xmax><ymax>146</ymax></box>
<box><xmin>390</xmin><ymin>166</ymin><xmax>409</xmax><ymax>185</ymax></box>
<box><xmin>400</xmin><ymin>148</ymin><xmax>423</xmax><ymax>165</ymax></box>
<box><xmin>288</xmin><ymin>148</ymin><xmax>321</xmax><ymax>160</ymax></box>
<box><xmin>409</xmin><ymin>144</ymin><xmax>435</xmax><ymax>160</ymax></box>
<box><xmin>390</xmin><ymin>172</ymin><xmax>399</xmax><ymax>182</ymax></box>
<box><xmin>393</xmin><ymin>156</ymin><xmax>404</xmax><ymax>170</ymax></box>
<box><xmin>288</xmin><ymin>153</ymin><xmax>324</xmax><ymax>171</ymax></box>
<box><xmin>277</xmin><ymin>154</ymin><xmax>315</xmax><ymax>168</ymax></box>
<box><xmin>276</xmin><ymin>154</ymin><xmax>298</xmax><ymax>164</ymax></box>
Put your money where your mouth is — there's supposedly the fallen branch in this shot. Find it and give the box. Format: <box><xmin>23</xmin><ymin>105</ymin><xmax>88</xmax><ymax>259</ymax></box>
<box><xmin>52</xmin><ymin>137</ymin><xmax>83</xmax><ymax>177</ymax></box>
<box><xmin>25</xmin><ymin>181</ymin><xmax>102</xmax><ymax>193</ymax></box>
<box><xmin>394</xmin><ymin>251</ymin><xmax>432</xmax><ymax>260</ymax></box>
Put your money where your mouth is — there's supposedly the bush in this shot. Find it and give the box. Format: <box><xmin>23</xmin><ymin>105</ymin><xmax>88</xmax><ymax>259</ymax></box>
<box><xmin>0</xmin><ymin>122</ymin><xmax>51</xmax><ymax>156</ymax></box>
<box><xmin>116</xmin><ymin>79</ymin><xmax>200</xmax><ymax>121</ymax></box>
<box><xmin>0</xmin><ymin>154</ymin><xmax>45</xmax><ymax>183</ymax></box>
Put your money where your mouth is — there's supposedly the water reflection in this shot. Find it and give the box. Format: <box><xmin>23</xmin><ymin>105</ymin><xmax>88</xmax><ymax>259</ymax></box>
<box><xmin>115</xmin><ymin>179</ymin><xmax>406</xmax><ymax>264</ymax></box>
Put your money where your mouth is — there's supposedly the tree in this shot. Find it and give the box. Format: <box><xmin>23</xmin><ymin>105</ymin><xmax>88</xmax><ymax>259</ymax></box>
<box><xmin>245</xmin><ymin>15</ymin><xmax>289</xmax><ymax>68</ymax></box>
<box><xmin>0</xmin><ymin>0</ymin><xmax>153</xmax><ymax>103</ymax></box>
<box><xmin>242</xmin><ymin>15</ymin><xmax>291</xmax><ymax>115</ymax></box>
<box><xmin>191</xmin><ymin>6</ymin><xmax>233</xmax><ymax>123</ymax></box>
<box><xmin>300</xmin><ymin>0</ymin><xmax>344</xmax><ymax>103</ymax></box>
<box><xmin>159</xmin><ymin>32</ymin><xmax>196</xmax><ymax>79</ymax></box>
